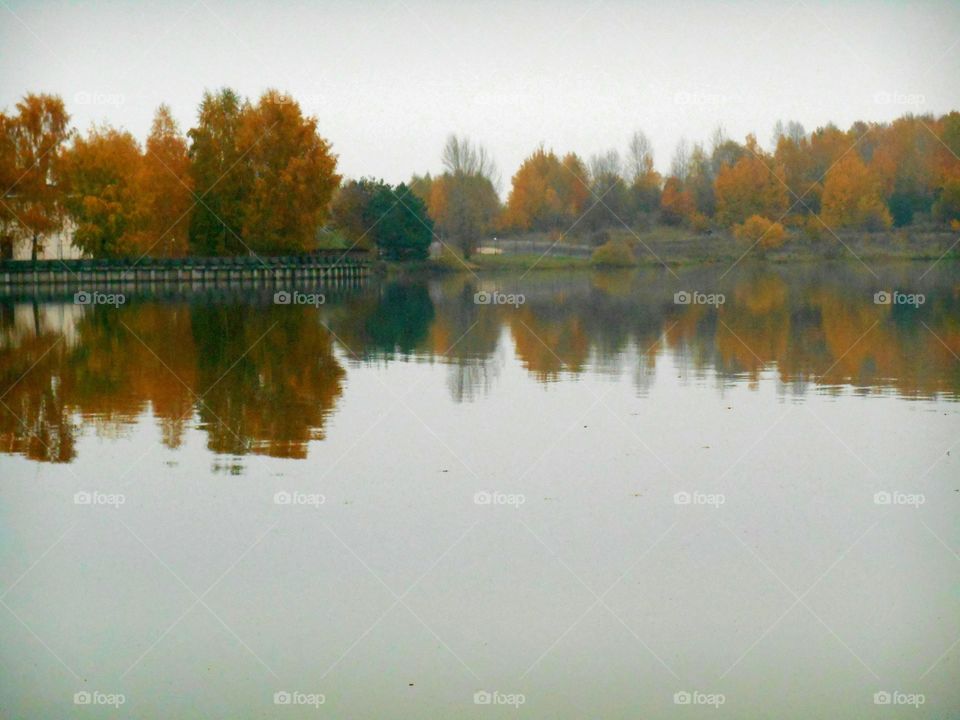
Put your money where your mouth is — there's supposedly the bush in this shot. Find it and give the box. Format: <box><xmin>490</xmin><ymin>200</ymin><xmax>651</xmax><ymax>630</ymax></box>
<box><xmin>734</xmin><ymin>215</ymin><xmax>786</xmax><ymax>250</ymax></box>
<box><xmin>589</xmin><ymin>229</ymin><xmax>610</xmax><ymax>247</ymax></box>
<box><xmin>590</xmin><ymin>239</ymin><xmax>637</xmax><ymax>268</ymax></box>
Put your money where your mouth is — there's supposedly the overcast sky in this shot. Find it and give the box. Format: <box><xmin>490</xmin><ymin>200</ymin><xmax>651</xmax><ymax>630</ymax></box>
<box><xmin>2</xmin><ymin>0</ymin><xmax>958</xmax><ymax>188</ymax></box>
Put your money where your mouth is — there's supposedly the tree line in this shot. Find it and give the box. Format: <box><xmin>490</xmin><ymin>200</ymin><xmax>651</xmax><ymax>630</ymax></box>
<box><xmin>0</xmin><ymin>89</ymin><xmax>342</xmax><ymax>260</ymax></box>
<box><xmin>490</xmin><ymin>116</ymin><xmax>960</xmax><ymax>252</ymax></box>
<box><xmin>1</xmin><ymin>89</ymin><xmax>959</xmax><ymax>262</ymax></box>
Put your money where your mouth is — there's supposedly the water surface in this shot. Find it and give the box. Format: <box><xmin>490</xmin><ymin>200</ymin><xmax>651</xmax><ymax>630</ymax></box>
<box><xmin>1</xmin><ymin>263</ymin><xmax>958</xmax><ymax>718</ymax></box>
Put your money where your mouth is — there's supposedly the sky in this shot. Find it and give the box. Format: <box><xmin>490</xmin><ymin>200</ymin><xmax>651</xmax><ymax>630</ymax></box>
<box><xmin>1</xmin><ymin>0</ymin><xmax>959</xmax><ymax>189</ymax></box>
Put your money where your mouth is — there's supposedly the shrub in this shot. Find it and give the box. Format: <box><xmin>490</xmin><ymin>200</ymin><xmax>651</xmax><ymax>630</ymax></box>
<box><xmin>734</xmin><ymin>215</ymin><xmax>786</xmax><ymax>250</ymax></box>
<box><xmin>590</xmin><ymin>239</ymin><xmax>637</xmax><ymax>268</ymax></box>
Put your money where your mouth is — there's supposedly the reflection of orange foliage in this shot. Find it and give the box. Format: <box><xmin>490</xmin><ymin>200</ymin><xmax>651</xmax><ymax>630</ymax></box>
<box><xmin>0</xmin><ymin>301</ymin><xmax>345</xmax><ymax>462</ymax></box>
<box><xmin>508</xmin><ymin>306</ymin><xmax>589</xmax><ymax>380</ymax></box>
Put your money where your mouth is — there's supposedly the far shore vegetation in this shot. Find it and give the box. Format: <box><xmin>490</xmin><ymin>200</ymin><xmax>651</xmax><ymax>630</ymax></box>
<box><xmin>2</xmin><ymin>89</ymin><xmax>959</xmax><ymax>268</ymax></box>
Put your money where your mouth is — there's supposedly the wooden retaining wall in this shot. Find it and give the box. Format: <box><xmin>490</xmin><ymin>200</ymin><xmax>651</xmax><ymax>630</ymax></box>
<box><xmin>0</xmin><ymin>252</ymin><xmax>371</xmax><ymax>292</ymax></box>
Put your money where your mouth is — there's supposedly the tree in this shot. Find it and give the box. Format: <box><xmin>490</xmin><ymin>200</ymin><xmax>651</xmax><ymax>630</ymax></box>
<box><xmin>61</xmin><ymin>125</ymin><xmax>143</xmax><ymax>258</ymax></box>
<box><xmin>626</xmin><ymin>130</ymin><xmax>655</xmax><ymax>183</ymax></box>
<box><xmin>660</xmin><ymin>177</ymin><xmax>694</xmax><ymax>226</ymax></box>
<box><xmin>368</xmin><ymin>181</ymin><xmax>433</xmax><ymax>260</ymax></box>
<box><xmin>236</xmin><ymin>90</ymin><xmax>340</xmax><ymax>254</ymax></box>
<box><xmin>8</xmin><ymin>94</ymin><xmax>70</xmax><ymax>260</ymax></box>
<box><xmin>0</xmin><ymin>112</ymin><xmax>17</xmax><ymax>258</ymax></box>
<box><xmin>429</xmin><ymin>135</ymin><xmax>500</xmax><ymax>259</ymax></box>
<box><xmin>871</xmin><ymin>116</ymin><xmax>937</xmax><ymax>226</ymax></box>
<box><xmin>670</xmin><ymin>139</ymin><xmax>691</xmax><ymax>183</ymax></box>
<box><xmin>820</xmin><ymin>153</ymin><xmax>892</xmax><ymax>230</ymax></box>
<box><xmin>504</xmin><ymin>146</ymin><xmax>591</xmax><ymax>232</ymax></box>
<box><xmin>332</xmin><ymin>178</ymin><xmax>433</xmax><ymax>259</ymax></box>
<box><xmin>188</xmin><ymin>88</ymin><xmax>250</xmax><ymax>255</ymax></box>
<box><xmin>136</xmin><ymin>105</ymin><xmax>193</xmax><ymax>257</ymax></box>
<box><xmin>714</xmin><ymin>135</ymin><xmax>788</xmax><ymax>227</ymax></box>
<box><xmin>734</xmin><ymin>215</ymin><xmax>786</xmax><ymax>250</ymax></box>
<box><xmin>583</xmin><ymin>149</ymin><xmax>630</xmax><ymax>232</ymax></box>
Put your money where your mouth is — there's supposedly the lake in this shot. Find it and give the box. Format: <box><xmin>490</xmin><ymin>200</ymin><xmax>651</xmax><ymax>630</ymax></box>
<box><xmin>1</xmin><ymin>262</ymin><xmax>958</xmax><ymax>718</ymax></box>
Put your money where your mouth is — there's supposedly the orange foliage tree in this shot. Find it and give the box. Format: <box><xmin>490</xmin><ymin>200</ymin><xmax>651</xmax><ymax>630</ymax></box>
<box><xmin>237</xmin><ymin>89</ymin><xmax>341</xmax><ymax>254</ymax></box>
<box><xmin>61</xmin><ymin>125</ymin><xmax>144</xmax><ymax>258</ymax></box>
<box><xmin>820</xmin><ymin>154</ymin><xmax>892</xmax><ymax>230</ymax></box>
<box><xmin>714</xmin><ymin>135</ymin><xmax>788</xmax><ymax>227</ymax></box>
<box><xmin>503</xmin><ymin>146</ymin><xmax>589</xmax><ymax>232</ymax></box>
<box><xmin>135</xmin><ymin>105</ymin><xmax>193</xmax><ymax>257</ymax></box>
<box><xmin>6</xmin><ymin>93</ymin><xmax>70</xmax><ymax>259</ymax></box>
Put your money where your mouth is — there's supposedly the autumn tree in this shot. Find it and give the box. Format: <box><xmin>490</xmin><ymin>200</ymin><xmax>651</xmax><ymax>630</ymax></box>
<box><xmin>236</xmin><ymin>89</ymin><xmax>340</xmax><ymax>254</ymax></box>
<box><xmin>626</xmin><ymin>130</ymin><xmax>661</xmax><ymax>218</ymax></box>
<box><xmin>7</xmin><ymin>94</ymin><xmax>70</xmax><ymax>260</ymax></box>
<box><xmin>820</xmin><ymin>153</ymin><xmax>892</xmax><ymax>230</ymax></box>
<box><xmin>188</xmin><ymin>88</ymin><xmax>250</xmax><ymax>255</ymax></box>
<box><xmin>503</xmin><ymin>146</ymin><xmax>589</xmax><ymax>232</ymax></box>
<box><xmin>0</xmin><ymin>112</ymin><xmax>16</xmax><ymax>258</ymax></box>
<box><xmin>873</xmin><ymin>116</ymin><xmax>938</xmax><ymax>225</ymax></box>
<box><xmin>714</xmin><ymin>135</ymin><xmax>788</xmax><ymax>227</ymax></box>
<box><xmin>734</xmin><ymin>214</ymin><xmax>786</xmax><ymax>250</ymax></box>
<box><xmin>61</xmin><ymin>124</ymin><xmax>144</xmax><ymax>258</ymax></box>
<box><xmin>135</xmin><ymin>105</ymin><xmax>193</xmax><ymax>257</ymax></box>
<box><xmin>660</xmin><ymin>177</ymin><xmax>694</xmax><ymax>226</ymax></box>
<box><xmin>429</xmin><ymin>135</ymin><xmax>500</xmax><ymax>259</ymax></box>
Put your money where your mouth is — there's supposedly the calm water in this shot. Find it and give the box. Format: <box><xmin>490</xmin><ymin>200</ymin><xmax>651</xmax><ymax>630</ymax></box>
<box><xmin>1</xmin><ymin>263</ymin><xmax>958</xmax><ymax>719</ymax></box>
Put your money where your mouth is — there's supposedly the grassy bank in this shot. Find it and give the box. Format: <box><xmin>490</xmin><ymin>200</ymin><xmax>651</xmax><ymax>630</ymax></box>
<box><xmin>413</xmin><ymin>228</ymin><xmax>960</xmax><ymax>273</ymax></box>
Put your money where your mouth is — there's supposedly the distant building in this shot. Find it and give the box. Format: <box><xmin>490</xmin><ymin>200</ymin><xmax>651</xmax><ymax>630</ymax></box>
<box><xmin>5</xmin><ymin>219</ymin><xmax>84</xmax><ymax>261</ymax></box>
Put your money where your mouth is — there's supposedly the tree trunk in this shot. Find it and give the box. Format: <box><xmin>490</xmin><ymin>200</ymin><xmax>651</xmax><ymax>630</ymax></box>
<box><xmin>31</xmin><ymin>232</ymin><xmax>38</xmax><ymax>261</ymax></box>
